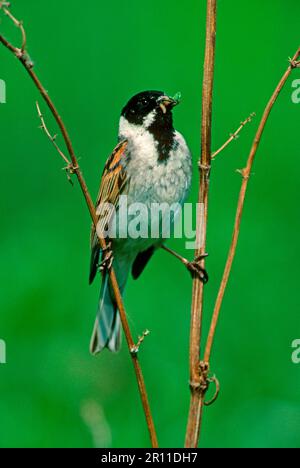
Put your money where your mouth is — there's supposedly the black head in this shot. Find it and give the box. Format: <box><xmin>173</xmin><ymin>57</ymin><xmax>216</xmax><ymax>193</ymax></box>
<box><xmin>121</xmin><ymin>90</ymin><xmax>179</xmax><ymax>127</ymax></box>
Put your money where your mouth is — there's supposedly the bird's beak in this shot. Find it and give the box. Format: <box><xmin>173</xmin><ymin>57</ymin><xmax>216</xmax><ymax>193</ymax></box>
<box><xmin>157</xmin><ymin>94</ymin><xmax>180</xmax><ymax>114</ymax></box>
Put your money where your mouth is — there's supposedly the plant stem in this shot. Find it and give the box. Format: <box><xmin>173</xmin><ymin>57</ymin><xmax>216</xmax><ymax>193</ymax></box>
<box><xmin>185</xmin><ymin>0</ymin><xmax>217</xmax><ymax>448</ymax></box>
<box><xmin>0</xmin><ymin>8</ymin><xmax>158</xmax><ymax>448</ymax></box>
<box><xmin>204</xmin><ymin>47</ymin><xmax>300</xmax><ymax>363</ymax></box>
<box><xmin>212</xmin><ymin>113</ymin><xmax>255</xmax><ymax>159</ymax></box>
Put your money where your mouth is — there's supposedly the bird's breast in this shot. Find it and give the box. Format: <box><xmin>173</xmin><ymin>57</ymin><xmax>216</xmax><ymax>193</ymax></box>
<box><xmin>125</xmin><ymin>131</ymin><xmax>192</xmax><ymax>207</ymax></box>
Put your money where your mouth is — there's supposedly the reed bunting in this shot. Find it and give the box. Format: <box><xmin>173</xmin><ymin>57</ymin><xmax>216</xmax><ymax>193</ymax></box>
<box><xmin>89</xmin><ymin>90</ymin><xmax>207</xmax><ymax>354</ymax></box>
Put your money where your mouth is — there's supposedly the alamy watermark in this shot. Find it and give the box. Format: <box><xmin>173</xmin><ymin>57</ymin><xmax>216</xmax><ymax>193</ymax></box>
<box><xmin>291</xmin><ymin>79</ymin><xmax>300</xmax><ymax>104</ymax></box>
<box><xmin>0</xmin><ymin>339</ymin><xmax>6</xmax><ymax>364</ymax></box>
<box><xmin>291</xmin><ymin>339</ymin><xmax>300</xmax><ymax>364</ymax></box>
<box><xmin>0</xmin><ymin>79</ymin><xmax>6</xmax><ymax>104</ymax></box>
<box><xmin>95</xmin><ymin>196</ymin><xmax>205</xmax><ymax>250</ymax></box>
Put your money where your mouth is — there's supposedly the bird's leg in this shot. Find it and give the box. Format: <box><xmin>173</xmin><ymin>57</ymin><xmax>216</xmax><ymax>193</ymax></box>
<box><xmin>161</xmin><ymin>245</ymin><xmax>209</xmax><ymax>283</ymax></box>
<box><xmin>98</xmin><ymin>241</ymin><xmax>114</xmax><ymax>274</ymax></box>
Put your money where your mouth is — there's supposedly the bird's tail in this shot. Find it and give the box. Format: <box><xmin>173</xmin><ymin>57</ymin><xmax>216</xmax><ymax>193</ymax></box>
<box><xmin>90</xmin><ymin>261</ymin><xmax>129</xmax><ymax>354</ymax></box>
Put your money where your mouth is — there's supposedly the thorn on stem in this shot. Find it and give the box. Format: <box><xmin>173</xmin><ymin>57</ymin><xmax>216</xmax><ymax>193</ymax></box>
<box><xmin>289</xmin><ymin>57</ymin><xmax>300</xmax><ymax>69</ymax></box>
<box><xmin>236</xmin><ymin>168</ymin><xmax>250</xmax><ymax>179</ymax></box>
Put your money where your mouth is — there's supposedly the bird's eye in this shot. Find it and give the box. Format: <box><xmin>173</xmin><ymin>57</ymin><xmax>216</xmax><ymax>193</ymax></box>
<box><xmin>140</xmin><ymin>98</ymin><xmax>149</xmax><ymax>107</ymax></box>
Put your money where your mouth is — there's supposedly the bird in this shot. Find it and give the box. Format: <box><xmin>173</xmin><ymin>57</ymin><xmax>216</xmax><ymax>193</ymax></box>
<box><xmin>89</xmin><ymin>90</ymin><xmax>206</xmax><ymax>354</ymax></box>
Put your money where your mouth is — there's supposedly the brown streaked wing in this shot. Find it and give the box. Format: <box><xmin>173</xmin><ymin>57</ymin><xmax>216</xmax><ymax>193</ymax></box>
<box><xmin>89</xmin><ymin>140</ymin><xmax>128</xmax><ymax>284</ymax></box>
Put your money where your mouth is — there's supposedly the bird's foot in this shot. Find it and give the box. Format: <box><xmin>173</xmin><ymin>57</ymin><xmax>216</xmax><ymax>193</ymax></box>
<box><xmin>185</xmin><ymin>253</ymin><xmax>209</xmax><ymax>283</ymax></box>
<box><xmin>98</xmin><ymin>242</ymin><xmax>114</xmax><ymax>274</ymax></box>
<box><xmin>161</xmin><ymin>245</ymin><xmax>209</xmax><ymax>284</ymax></box>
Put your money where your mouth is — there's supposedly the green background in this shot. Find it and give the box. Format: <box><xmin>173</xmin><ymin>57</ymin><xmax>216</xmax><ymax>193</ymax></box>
<box><xmin>0</xmin><ymin>0</ymin><xmax>299</xmax><ymax>448</ymax></box>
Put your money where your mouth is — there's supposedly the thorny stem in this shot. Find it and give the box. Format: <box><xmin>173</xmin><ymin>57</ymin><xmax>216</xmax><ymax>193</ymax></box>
<box><xmin>131</xmin><ymin>330</ymin><xmax>150</xmax><ymax>355</ymax></box>
<box><xmin>0</xmin><ymin>2</ymin><xmax>26</xmax><ymax>51</ymax></box>
<box><xmin>184</xmin><ymin>0</ymin><xmax>217</xmax><ymax>448</ymax></box>
<box><xmin>203</xmin><ymin>47</ymin><xmax>300</xmax><ymax>364</ymax></box>
<box><xmin>212</xmin><ymin>113</ymin><xmax>255</xmax><ymax>159</ymax></box>
<box><xmin>186</xmin><ymin>1</ymin><xmax>299</xmax><ymax>448</ymax></box>
<box><xmin>0</xmin><ymin>5</ymin><xmax>158</xmax><ymax>448</ymax></box>
<box><xmin>36</xmin><ymin>102</ymin><xmax>71</xmax><ymax>167</ymax></box>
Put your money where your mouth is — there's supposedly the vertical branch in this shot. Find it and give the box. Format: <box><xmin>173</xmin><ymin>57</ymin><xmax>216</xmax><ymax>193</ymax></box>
<box><xmin>0</xmin><ymin>6</ymin><xmax>158</xmax><ymax>448</ymax></box>
<box><xmin>203</xmin><ymin>48</ymin><xmax>300</xmax><ymax>363</ymax></box>
<box><xmin>185</xmin><ymin>0</ymin><xmax>217</xmax><ymax>448</ymax></box>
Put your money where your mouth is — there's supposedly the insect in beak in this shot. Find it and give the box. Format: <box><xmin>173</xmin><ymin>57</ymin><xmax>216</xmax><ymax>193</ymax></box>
<box><xmin>157</xmin><ymin>93</ymin><xmax>181</xmax><ymax>114</ymax></box>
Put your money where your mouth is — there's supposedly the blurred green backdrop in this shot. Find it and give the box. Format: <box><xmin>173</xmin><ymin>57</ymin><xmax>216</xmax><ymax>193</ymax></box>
<box><xmin>0</xmin><ymin>0</ymin><xmax>299</xmax><ymax>448</ymax></box>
